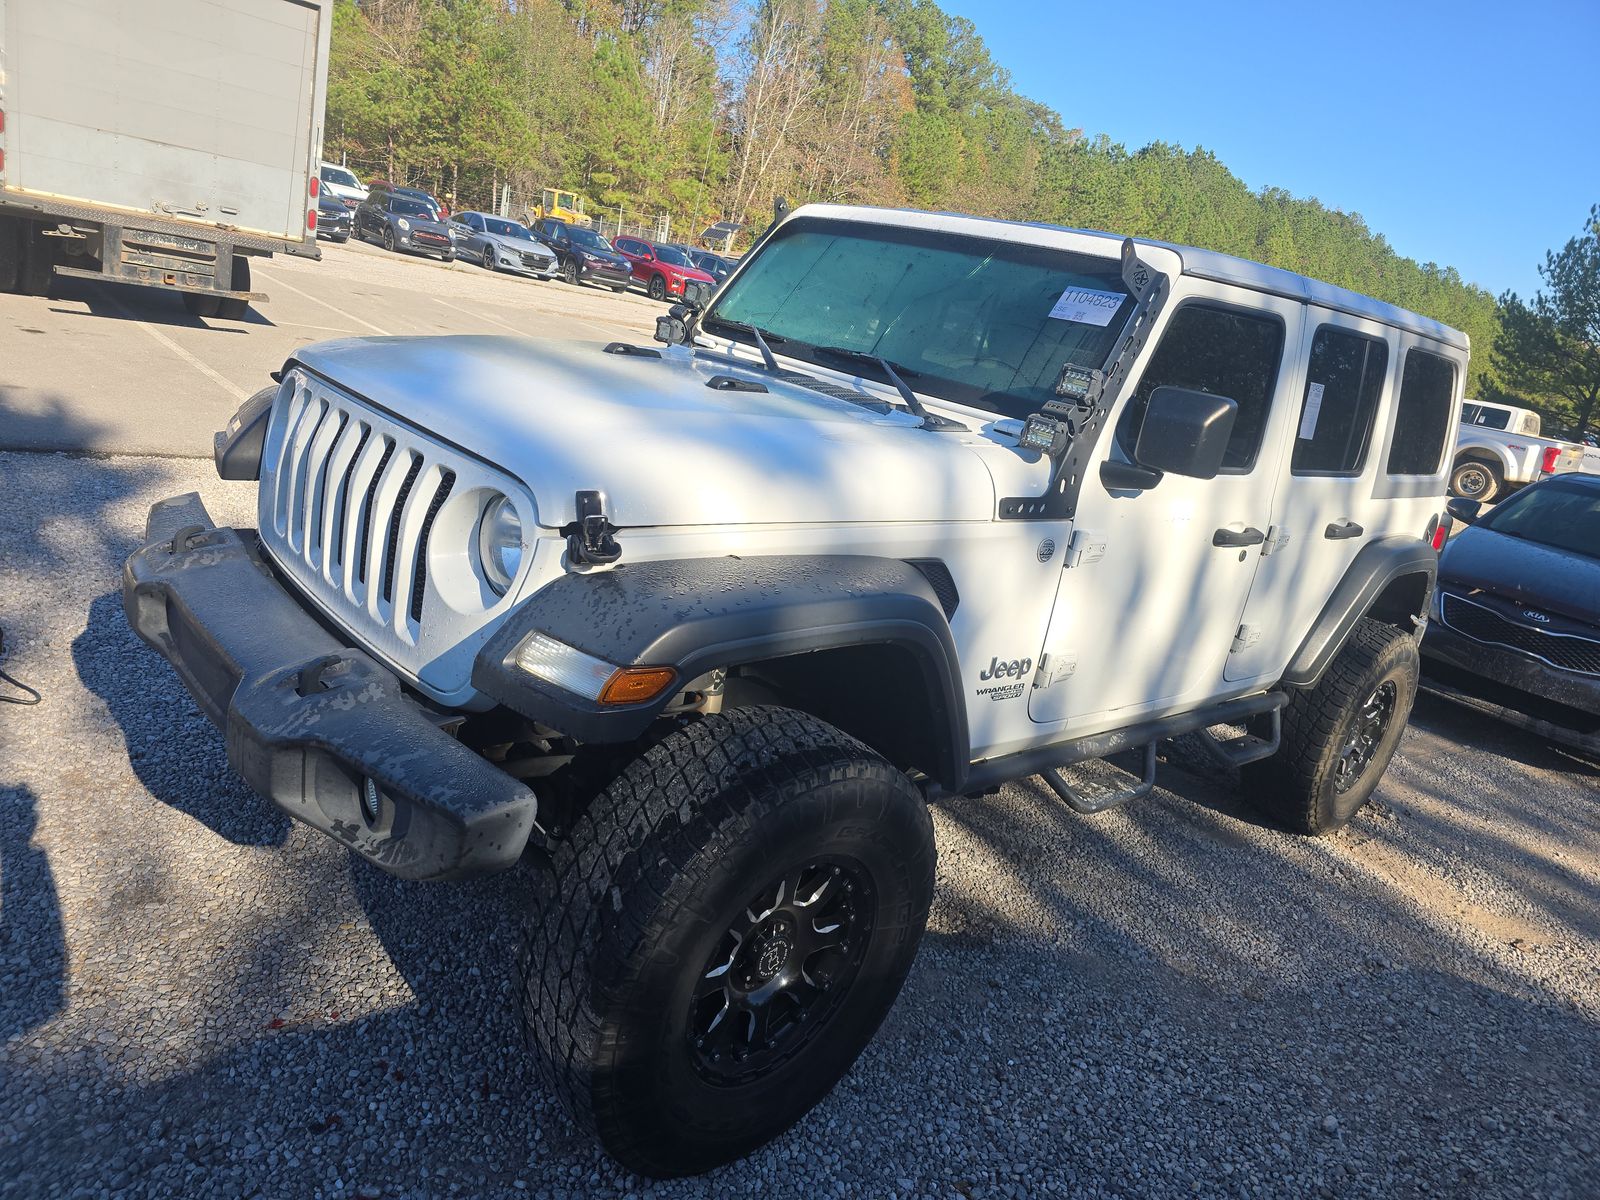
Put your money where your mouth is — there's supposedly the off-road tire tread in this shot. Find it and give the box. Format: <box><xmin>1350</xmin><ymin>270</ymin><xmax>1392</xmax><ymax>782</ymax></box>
<box><xmin>517</xmin><ymin>705</ymin><xmax>933</xmax><ymax>1175</ymax></box>
<box><xmin>1245</xmin><ymin>618</ymin><xmax>1417</xmax><ymax>835</ymax></box>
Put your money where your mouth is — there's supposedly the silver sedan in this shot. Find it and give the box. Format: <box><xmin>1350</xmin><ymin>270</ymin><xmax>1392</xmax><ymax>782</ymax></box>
<box><xmin>450</xmin><ymin>211</ymin><xmax>558</xmax><ymax>279</ymax></box>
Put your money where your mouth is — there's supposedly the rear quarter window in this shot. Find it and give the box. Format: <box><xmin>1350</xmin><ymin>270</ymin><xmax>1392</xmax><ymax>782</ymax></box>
<box><xmin>1385</xmin><ymin>349</ymin><xmax>1457</xmax><ymax>476</ymax></box>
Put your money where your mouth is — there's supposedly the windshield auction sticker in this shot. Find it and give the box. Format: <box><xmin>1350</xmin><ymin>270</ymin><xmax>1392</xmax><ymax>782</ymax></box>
<box><xmin>1048</xmin><ymin>286</ymin><xmax>1125</xmax><ymax>326</ymax></box>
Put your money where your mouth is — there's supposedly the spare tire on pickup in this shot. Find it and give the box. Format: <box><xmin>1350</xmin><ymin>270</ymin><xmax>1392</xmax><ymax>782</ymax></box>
<box><xmin>518</xmin><ymin>705</ymin><xmax>935</xmax><ymax>1178</ymax></box>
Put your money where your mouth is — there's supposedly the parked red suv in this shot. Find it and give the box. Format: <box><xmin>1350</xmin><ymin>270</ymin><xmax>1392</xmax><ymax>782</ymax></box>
<box><xmin>612</xmin><ymin>236</ymin><xmax>717</xmax><ymax>303</ymax></box>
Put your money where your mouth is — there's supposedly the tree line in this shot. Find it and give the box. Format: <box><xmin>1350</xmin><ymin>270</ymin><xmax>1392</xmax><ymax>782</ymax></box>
<box><xmin>326</xmin><ymin>0</ymin><xmax>1595</xmax><ymax>431</ymax></box>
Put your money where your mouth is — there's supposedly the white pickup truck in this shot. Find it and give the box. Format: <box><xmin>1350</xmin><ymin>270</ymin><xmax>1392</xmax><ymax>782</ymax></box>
<box><xmin>1449</xmin><ymin>399</ymin><xmax>1591</xmax><ymax>502</ymax></box>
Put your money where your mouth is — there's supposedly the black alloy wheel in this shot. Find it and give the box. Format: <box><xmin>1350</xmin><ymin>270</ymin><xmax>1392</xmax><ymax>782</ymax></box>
<box><xmin>1334</xmin><ymin>681</ymin><xmax>1397</xmax><ymax>794</ymax></box>
<box><xmin>647</xmin><ymin>274</ymin><xmax>667</xmax><ymax>301</ymax></box>
<box><xmin>562</xmin><ymin>259</ymin><xmax>579</xmax><ymax>285</ymax></box>
<box><xmin>688</xmin><ymin>859</ymin><xmax>873</xmax><ymax>1085</ymax></box>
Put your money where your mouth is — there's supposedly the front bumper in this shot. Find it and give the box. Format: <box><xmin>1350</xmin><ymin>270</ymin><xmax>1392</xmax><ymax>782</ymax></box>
<box><xmin>1421</xmin><ymin>623</ymin><xmax>1600</xmax><ymax>718</ymax></box>
<box><xmin>579</xmin><ymin>261</ymin><xmax>632</xmax><ymax>286</ymax></box>
<box><xmin>122</xmin><ymin>493</ymin><xmax>537</xmax><ymax>880</ymax></box>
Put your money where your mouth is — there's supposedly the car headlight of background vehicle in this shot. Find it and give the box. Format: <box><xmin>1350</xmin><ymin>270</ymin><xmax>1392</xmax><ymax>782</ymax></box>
<box><xmin>397</xmin><ymin>217</ymin><xmax>411</xmax><ymax>232</ymax></box>
<box><xmin>478</xmin><ymin>494</ymin><xmax>523</xmax><ymax>595</ymax></box>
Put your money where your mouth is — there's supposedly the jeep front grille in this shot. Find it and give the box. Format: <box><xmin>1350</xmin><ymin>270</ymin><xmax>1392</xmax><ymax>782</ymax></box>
<box><xmin>257</xmin><ymin>372</ymin><xmax>536</xmax><ymax>695</ymax></box>
<box><xmin>1440</xmin><ymin>593</ymin><xmax>1600</xmax><ymax>676</ymax></box>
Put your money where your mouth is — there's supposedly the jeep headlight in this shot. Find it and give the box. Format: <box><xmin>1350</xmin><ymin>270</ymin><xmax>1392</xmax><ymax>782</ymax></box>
<box><xmin>478</xmin><ymin>494</ymin><xmax>523</xmax><ymax>596</ymax></box>
<box><xmin>397</xmin><ymin>217</ymin><xmax>411</xmax><ymax>232</ymax></box>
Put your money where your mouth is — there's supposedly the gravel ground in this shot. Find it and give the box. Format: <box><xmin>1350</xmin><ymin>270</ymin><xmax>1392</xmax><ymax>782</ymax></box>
<box><xmin>1</xmin><ymin>449</ymin><xmax>1596</xmax><ymax>1199</ymax></box>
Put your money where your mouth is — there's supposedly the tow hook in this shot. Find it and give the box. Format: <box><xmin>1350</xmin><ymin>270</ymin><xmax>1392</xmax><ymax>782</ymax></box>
<box><xmin>564</xmin><ymin>490</ymin><xmax>622</xmax><ymax>567</ymax></box>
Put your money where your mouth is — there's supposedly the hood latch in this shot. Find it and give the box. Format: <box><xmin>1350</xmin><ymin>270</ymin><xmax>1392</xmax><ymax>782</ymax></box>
<box><xmin>564</xmin><ymin>490</ymin><xmax>622</xmax><ymax>566</ymax></box>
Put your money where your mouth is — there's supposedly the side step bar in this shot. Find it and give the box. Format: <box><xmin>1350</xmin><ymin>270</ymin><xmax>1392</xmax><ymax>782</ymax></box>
<box><xmin>956</xmin><ymin>690</ymin><xmax>1290</xmax><ymax>814</ymax></box>
<box><xmin>1041</xmin><ymin>742</ymin><xmax>1156</xmax><ymax>814</ymax></box>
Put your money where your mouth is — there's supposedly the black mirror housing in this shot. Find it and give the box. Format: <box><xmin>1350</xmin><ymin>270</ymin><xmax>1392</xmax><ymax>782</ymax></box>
<box><xmin>1445</xmin><ymin>496</ymin><xmax>1482</xmax><ymax>525</ymax></box>
<box><xmin>1134</xmin><ymin>386</ymin><xmax>1238</xmax><ymax>480</ymax></box>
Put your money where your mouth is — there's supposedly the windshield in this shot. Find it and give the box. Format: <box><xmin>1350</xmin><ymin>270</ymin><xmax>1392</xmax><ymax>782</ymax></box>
<box><xmin>655</xmin><ymin>245</ymin><xmax>694</xmax><ymax>268</ymax></box>
<box><xmin>570</xmin><ymin>228</ymin><xmax>613</xmax><ymax>251</ymax></box>
<box><xmin>704</xmin><ymin>217</ymin><xmax>1136</xmax><ymax>419</ymax></box>
<box><xmin>390</xmin><ymin>197</ymin><xmax>433</xmax><ymax>218</ymax></box>
<box><xmin>321</xmin><ymin>164</ymin><xmax>359</xmax><ymax>189</ymax></box>
<box><xmin>484</xmin><ymin>217</ymin><xmax>530</xmax><ymax>240</ymax></box>
<box><xmin>1478</xmin><ymin>477</ymin><xmax>1600</xmax><ymax>560</ymax></box>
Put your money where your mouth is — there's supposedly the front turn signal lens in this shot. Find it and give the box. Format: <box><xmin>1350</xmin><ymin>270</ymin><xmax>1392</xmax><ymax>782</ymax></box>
<box><xmin>599</xmin><ymin>667</ymin><xmax>677</xmax><ymax>706</ymax></box>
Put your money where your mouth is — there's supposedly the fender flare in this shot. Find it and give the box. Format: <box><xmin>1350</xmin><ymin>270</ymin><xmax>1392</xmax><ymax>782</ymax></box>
<box><xmin>472</xmin><ymin>555</ymin><xmax>970</xmax><ymax>785</ymax></box>
<box><xmin>1452</xmin><ymin>442</ymin><xmax>1513</xmax><ymax>477</ymax></box>
<box><xmin>1281</xmin><ymin>536</ymin><xmax>1437</xmax><ymax>689</ymax></box>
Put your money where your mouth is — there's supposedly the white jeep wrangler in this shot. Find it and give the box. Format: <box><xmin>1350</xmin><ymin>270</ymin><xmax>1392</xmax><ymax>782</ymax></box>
<box><xmin>123</xmin><ymin>204</ymin><xmax>1466</xmax><ymax>1177</ymax></box>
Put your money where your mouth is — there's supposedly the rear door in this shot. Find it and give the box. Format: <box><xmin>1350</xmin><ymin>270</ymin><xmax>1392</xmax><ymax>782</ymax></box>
<box><xmin>1226</xmin><ymin>310</ymin><xmax>1397</xmax><ymax>682</ymax></box>
<box><xmin>5</xmin><ymin>0</ymin><xmax>322</xmax><ymax>239</ymax></box>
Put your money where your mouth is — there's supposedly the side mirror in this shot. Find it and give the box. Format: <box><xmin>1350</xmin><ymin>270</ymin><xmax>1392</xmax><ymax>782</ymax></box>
<box><xmin>1445</xmin><ymin>496</ymin><xmax>1481</xmax><ymax>525</ymax></box>
<box><xmin>1134</xmin><ymin>386</ymin><xmax>1238</xmax><ymax>480</ymax></box>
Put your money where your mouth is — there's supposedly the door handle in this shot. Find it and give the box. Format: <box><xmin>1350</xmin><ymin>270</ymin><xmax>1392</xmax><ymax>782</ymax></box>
<box><xmin>1212</xmin><ymin>526</ymin><xmax>1266</xmax><ymax>548</ymax></box>
<box><xmin>1324</xmin><ymin>520</ymin><xmax>1365</xmax><ymax>540</ymax></box>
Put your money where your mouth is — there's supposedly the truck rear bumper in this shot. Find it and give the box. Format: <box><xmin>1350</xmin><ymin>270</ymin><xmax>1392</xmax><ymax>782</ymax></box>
<box><xmin>122</xmin><ymin>492</ymin><xmax>537</xmax><ymax>881</ymax></box>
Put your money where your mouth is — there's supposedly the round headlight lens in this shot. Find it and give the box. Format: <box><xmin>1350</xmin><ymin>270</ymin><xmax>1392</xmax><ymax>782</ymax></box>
<box><xmin>397</xmin><ymin>217</ymin><xmax>411</xmax><ymax>232</ymax></box>
<box><xmin>478</xmin><ymin>495</ymin><xmax>523</xmax><ymax>596</ymax></box>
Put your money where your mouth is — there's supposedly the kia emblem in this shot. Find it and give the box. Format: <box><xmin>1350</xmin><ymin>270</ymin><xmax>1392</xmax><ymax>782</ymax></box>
<box><xmin>1522</xmin><ymin>609</ymin><xmax>1551</xmax><ymax>624</ymax></box>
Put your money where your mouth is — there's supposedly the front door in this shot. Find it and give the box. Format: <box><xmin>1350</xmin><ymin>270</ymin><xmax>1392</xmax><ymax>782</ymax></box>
<box><xmin>1226</xmin><ymin>309</ymin><xmax>1397</xmax><ymax>682</ymax></box>
<box><xmin>1029</xmin><ymin>285</ymin><xmax>1305</xmax><ymax>731</ymax></box>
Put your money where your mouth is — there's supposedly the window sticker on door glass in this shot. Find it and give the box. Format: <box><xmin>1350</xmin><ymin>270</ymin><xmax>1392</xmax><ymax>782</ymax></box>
<box><xmin>1298</xmin><ymin>381</ymin><xmax>1326</xmax><ymax>441</ymax></box>
<box><xmin>1048</xmin><ymin>286</ymin><xmax>1125</xmax><ymax>326</ymax></box>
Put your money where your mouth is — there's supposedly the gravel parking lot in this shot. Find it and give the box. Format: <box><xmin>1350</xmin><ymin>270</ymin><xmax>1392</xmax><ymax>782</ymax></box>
<box><xmin>1</xmin><ymin>249</ymin><xmax>1597</xmax><ymax>1199</ymax></box>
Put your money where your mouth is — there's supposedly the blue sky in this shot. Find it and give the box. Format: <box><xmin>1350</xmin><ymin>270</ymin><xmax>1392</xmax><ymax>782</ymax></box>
<box><xmin>940</xmin><ymin>0</ymin><xmax>1599</xmax><ymax>299</ymax></box>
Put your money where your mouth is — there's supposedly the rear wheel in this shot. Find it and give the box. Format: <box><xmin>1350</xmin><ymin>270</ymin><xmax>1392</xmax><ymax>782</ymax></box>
<box><xmin>519</xmin><ymin>706</ymin><xmax>935</xmax><ymax>1178</ymax></box>
<box><xmin>215</xmin><ymin>257</ymin><xmax>251</xmax><ymax>321</ymax></box>
<box><xmin>17</xmin><ymin>221</ymin><xmax>54</xmax><ymax>296</ymax></box>
<box><xmin>182</xmin><ymin>289</ymin><xmax>222</xmax><ymax>318</ymax></box>
<box><xmin>647</xmin><ymin>273</ymin><xmax>667</xmax><ymax>301</ymax></box>
<box><xmin>0</xmin><ymin>216</ymin><xmax>20</xmax><ymax>292</ymax></box>
<box><xmin>1450</xmin><ymin>459</ymin><xmax>1503</xmax><ymax>503</ymax></box>
<box><xmin>609</xmin><ymin>284</ymin><xmax>627</xmax><ymax>293</ymax></box>
<box><xmin>1243</xmin><ymin>619</ymin><xmax>1420</xmax><ymax>835</ymax></box>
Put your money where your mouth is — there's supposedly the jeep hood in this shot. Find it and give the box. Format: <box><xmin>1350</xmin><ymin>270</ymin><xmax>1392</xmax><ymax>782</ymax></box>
<box><xmin>290</xmin><ymin>335</ymin><xmax>1004</xmax><ymax>529</ymax></box>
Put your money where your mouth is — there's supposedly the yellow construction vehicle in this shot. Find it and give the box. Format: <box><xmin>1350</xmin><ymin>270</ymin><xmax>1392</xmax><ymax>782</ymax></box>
<box><xmin>528</xmin><ymin>187</ymin><xmax>592</xmax><ymax>228</ymax></box>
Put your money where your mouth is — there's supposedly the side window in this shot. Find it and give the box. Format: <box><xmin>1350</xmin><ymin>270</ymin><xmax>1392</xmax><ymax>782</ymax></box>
<box><xmin>1481</xmin><ymin>407</ymin><xmax>1510</xmax><ymax>430</ymax></box>
<box><xmin>1461</xmin><ymin>403</ymin><xmax>1481</xmax><ymax>425</ymax></box>
<box><xmin>1386</xmin><ymin>348</ymin><xmax>1457</xmax><ymax>476</ymax></box>
<box><xmin>1291</xmin><ymin>327</ymin><xmax>1388</xmax><ymax>475</ymax></box>
<box><xmin>1117</xmin><ymin>304</ymin><xmax>1285</xmax><ymax>474</ymax></box>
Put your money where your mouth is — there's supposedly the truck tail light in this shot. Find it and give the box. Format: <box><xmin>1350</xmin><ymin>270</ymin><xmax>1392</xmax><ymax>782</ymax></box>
<box><xmin>309</xmin><ymin>176</ymin><xmax>319</xmax><ymax>199</ymax></box>
<box><xmin>307</xmin><ymin>208</ymin><xmax>317</xmax><ymax>231</ymax></box>
<box><xmin>1541</xmin><ymin>446</ymin><xmax>1561</xmax><ymax>474</ymax></box>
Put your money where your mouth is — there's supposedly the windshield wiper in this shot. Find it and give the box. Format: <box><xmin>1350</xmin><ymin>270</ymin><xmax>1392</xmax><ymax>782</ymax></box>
<box><xmin>701</xmin><ymin>317</ymin><xmax>785</xmax><ymax>370</ymax></box>
<box><xmin>813</xmin><ymin>345</ymin><xmax>962</xmax><ymax>430</ymax></box>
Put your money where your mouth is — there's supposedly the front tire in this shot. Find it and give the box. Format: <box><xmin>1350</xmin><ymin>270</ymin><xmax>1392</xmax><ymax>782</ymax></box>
<box><xmin>562</xmin><ymin>259</ymin><xmax>579</xmax><ymax>286</ymax></box>
<box><xmin>383</xmin><ymin>227</ymin><xmax>397</xmax><ymax>253</ymax></box>
<box><xmin>1450</xmin><ymin>459</ymin><xmax>1503</xmax><ymax>503</ymax></box>
<box><xmin>1243</xmin><ymin>619</ymin><xmax>1420</xmax><ymax>835</ymax></box>
<box><xmin>520</xmin><ymin>706</ymin><xmax>935</xmax><ymax>1178</ymax></box>
<box><xmin>647</xmin><ymin>273</ymin><xmax>667</xmax><ymax>301</ymax></box>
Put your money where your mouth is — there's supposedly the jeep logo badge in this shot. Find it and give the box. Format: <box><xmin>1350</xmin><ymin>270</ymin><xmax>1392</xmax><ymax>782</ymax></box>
<box><xmin>980</xmin><ymin>656</ymin><xmax>1033</xmax><ymax>681</ymax></box>
<box><xmin>1037</xmin><ymin>538</ymin><xmax>1055</xmax><ymax>564</ymax></box>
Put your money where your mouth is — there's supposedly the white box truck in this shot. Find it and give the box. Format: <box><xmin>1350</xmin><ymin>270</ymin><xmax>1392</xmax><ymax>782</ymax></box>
<box><xmin>0</xmin><ymin>0</ymin><xmax>330</xmax><ymax>318</ymax></box>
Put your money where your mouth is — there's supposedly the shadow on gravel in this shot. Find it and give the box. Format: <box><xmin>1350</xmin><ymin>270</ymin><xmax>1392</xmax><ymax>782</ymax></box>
<box><xmin>0</xmin><ymin>783</ymin><xmax>65</xmax><ymax>1044</ymax></box>
<box><xmin>73</xmin><ymin>590</ymin><xmax>291</xmax><ymax>848</ymax></box>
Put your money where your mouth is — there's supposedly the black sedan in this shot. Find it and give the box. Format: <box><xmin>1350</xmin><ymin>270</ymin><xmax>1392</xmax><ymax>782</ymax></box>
<box><xmin>315</xmin><ymin>191</ymin><xmax>351</xmax><ymax>243</ymax></box>
<box><xmin>354</xmin><ymin>194</ymin><xmax>456</xmax><ymax>261</ymax></box>
<box><xmin>530</xmin><ymin>218</ymin><xmax>633</xmax><ymax>290</ymax></box>
<box><xmin>1423</xmin><ymin>474</ymin><xmax>1600</xmax><ymax>727</ymax></box>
